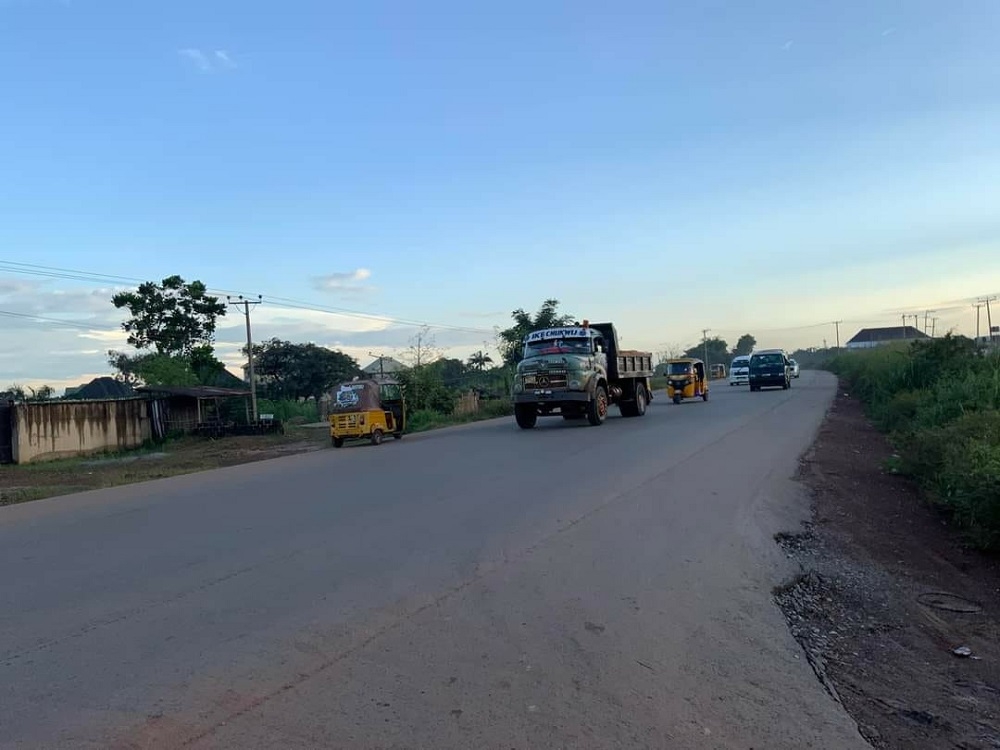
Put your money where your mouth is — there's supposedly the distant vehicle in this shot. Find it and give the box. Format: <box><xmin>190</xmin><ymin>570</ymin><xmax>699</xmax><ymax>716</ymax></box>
<box><xmin>789</xmin><ymin>358</ymin><xmax>801</xmax><ymax>378</ymax></box>
<box><xmin>513</xmin><ymin>320</ymin><xmax>654</xmax><ymax>428</ymax></box>
<box><xmin>749</xmin><ymin>349</ymin><xmax>791</xmax><ymax>391</ymax></box>
<box><xmin>664</xmin><ymin>357</ymin><xmax>709</xmax><ymax>404</ymax></box>
<box><xmin>729</xmin><ymin>355</ymin><xmax>750</xmax><ymax>386</ymax></box>
<box><xmin>710</xmin><ymin>363</ymin><xmax>726</xmax><ymax>379</ymax></box>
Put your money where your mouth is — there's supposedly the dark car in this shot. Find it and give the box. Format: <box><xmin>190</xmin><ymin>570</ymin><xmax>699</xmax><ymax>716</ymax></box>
<box><xmin>749</xmin><ymin>349</ymin><xmax>791</xmax><ymax>391</ymax></box>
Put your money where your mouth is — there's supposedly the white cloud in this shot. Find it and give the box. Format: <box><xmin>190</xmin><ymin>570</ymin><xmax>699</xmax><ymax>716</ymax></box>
<box><xmin>214</xmin><ymin>50</ymin><xmax>237</xmax><ymax>69</ymax></box>
<box><xmin>0</xmin><ymin>275</ymin><xmax>497</xmax><ymax>387</ymax></box>
<box><xmin>178</xmin><ymin>48</ymin><xmax>211</xmax><ymax>72</ymax></box>
<box><xmin>311</xmin><ymin>268</ymin><xmax>375</xmax><ymax>295</ymax></box>
<box><xmin>178</xmin><ymin>48</ymin><xmax>237</xmax><ymax>73</ymax></box>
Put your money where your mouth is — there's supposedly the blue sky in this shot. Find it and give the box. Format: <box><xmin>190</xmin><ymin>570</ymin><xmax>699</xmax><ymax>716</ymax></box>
<box><xmin>1</xmin><ymin>0</ymin><xmax>999</xmax><ymax>385</ymax></box>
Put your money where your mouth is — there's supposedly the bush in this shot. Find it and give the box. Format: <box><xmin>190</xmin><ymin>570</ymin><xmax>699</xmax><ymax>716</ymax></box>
<box><xmin>902</xmin><ymin>412</ymin><xmax>1000</xmax><ymax>549</ymax></box>
<box><xmin>255</xmin><ymin>399</ymin><xmax>320</xmax><ymax>423</ymax></box>
<box><xmin>406</xmin><ymin>400</ymin><xmax>513</xmax><ymax>434</ymax></box>
<box><xmin>831</xmin><ymin>336</ymin><xmax>1000</xmax><ymax>549</ymax></box>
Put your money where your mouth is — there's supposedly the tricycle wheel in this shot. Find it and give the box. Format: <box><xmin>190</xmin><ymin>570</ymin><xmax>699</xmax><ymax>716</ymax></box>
<box><xmin>332</xmin><ymin>437</ymin><xmax>344</xmax><ymax>448</ymax></box>
<box><xmin>672</xmin><ymin>394</ymin><xmax>682</xmax><ymax>405</ymax></box>
<box><xmin>370</xmin><ymin>429</ymin><xmax>384</xmax><ymax>446</ymax></box>
<box><xmin>702</xmin><ymin>390</ymin><xmax>709</xmax><ymax>401</ymax></box>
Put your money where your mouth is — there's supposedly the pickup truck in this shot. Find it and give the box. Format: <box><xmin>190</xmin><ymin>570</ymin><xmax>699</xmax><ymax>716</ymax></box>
<box><xmin>512</xmin><ymin>321</ymin><xmax>654</xmax><ymax>428</ymax></box>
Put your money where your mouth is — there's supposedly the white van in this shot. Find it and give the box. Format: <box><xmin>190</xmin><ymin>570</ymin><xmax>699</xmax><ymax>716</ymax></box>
<box><xmin>729</xmin><ymin>355</ymin><xmax>750</xmax><ymax>386</ymax></box>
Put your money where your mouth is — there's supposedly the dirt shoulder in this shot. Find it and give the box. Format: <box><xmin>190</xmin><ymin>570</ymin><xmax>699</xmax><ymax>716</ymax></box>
<box><xmin>775</xmin><ymin>387</ymin><xmax>1000</xmax><ymax>749</ymax></box>
<box><xmin>0</xmin><ymin>426</ymin><xmax>331</xmax><ymax>505</ymax></box>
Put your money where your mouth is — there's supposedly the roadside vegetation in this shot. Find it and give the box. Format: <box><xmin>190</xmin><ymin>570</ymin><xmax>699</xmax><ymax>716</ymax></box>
<box><xmin>829</xmin><ymin>335</ymin><xmax>1000</xmax><ymax>549</ymax></box>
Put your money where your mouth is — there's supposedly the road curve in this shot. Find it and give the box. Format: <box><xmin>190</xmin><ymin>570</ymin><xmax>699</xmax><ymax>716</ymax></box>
<box><xmin>0</xmin><ymin>371</ymin><xmax>868</xmax><ymax>749</ymax></box>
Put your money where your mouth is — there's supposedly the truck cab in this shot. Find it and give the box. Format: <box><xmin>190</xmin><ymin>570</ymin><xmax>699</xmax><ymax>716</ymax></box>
<box><xmin>512</xmin><ymin>321</ymin><xmax>653</xmax><ymax>429</ymax></box>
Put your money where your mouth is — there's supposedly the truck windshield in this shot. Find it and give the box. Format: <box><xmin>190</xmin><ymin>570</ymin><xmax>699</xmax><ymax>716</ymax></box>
<box><xmin>523</xmin><ymin>338</ymin><xmax>591</xmax><ymax>358</ymax></box>
<box><xmin>667</xmin><ymin>362</ymin><xmax>692</xmax><ymax>375</ymax></box>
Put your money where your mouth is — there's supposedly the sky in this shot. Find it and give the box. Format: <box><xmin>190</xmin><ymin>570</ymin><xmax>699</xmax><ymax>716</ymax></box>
<box><xmin>1</xmin><ymin>0</ymin><xmax>999</xmax><ymax>389</ymax></box>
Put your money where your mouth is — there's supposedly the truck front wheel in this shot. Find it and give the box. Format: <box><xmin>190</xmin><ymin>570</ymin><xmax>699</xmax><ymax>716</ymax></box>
<box><xmin>587</xmin><ymin>386</ymin><xmax>608</xmax><ymax>426</ymax></box>
<box><xmin>515</xmin><ymin>404</ymin><xmax>538</xmax><ymax>429</ymax></box>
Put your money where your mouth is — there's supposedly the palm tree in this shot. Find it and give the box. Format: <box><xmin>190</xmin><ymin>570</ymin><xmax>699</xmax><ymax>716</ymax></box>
<box><xmin>498</xmin><ymin>299</ymin><xmax>575</xmax><ymax>368</ymax></box>
<box><xmin>467</xmin><ymin>351</ymin><xmax>494</xmax><ymax>372</ymax></box>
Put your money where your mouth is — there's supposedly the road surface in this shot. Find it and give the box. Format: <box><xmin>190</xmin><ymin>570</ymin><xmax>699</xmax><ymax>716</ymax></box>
<box><xmin>1</xmin><ymin>372</ymin><xmax>869</xmax><ymax>749</ymax></box>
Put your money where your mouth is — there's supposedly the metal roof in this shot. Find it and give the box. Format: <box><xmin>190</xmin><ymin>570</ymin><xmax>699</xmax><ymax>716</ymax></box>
<box><xmin>846</xmin><ymin>326</ymin><xmax>929</xmax><ymax>344</ymax></box>
<box><xmin>135</xmin><ymin>385</ymin><xmax>251</xmax><ymax>398</ymax></box>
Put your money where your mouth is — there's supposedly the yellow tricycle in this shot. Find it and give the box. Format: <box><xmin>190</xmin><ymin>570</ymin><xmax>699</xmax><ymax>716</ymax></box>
<box><xmin>329</xmin><ymin>379</ymin><xmax>406</xmax><ymax>448</ymax></box>
<box><xmin>665</xmin><ymin>358</ymin><xmax>709</xmax><ymax>404</ymax></box>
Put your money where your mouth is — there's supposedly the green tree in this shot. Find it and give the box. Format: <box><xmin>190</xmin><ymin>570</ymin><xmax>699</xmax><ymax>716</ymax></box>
<box><xmin>111</xmin><ymin>275</ymin><xmax>227</xmax><ymax>356</ymax></box>
<box><xmin>108</xmin><ymin>346</ymin><xmax>232</xmax><ymax>388</ymax></box>
<box><xmin>497</xmin><ymin>299</ymin><xmax>575</xmax><ymax>368</ymax></box>
<box><xmin>427</xmin><ymin>357</ymin><xmax>467</xmax><ymax>388</ymax></box>
<box><xmin>468</xmin><ymin>351</ymin><xmax>493</xmax><ymax>371</ymax></box>
<box><xmin>249</xmin><ymin>339</ymin><xmax>360</xmax><ymax>401</ymax></box>
<box><xmin>732</xmin><ymin>334</ymin><xmax>757</xmax><ymax>357</ymax></box>
<box><xmin>397</xmin><ymin>365</ymin><xmax>456</xmax><ymax>413</ymax></box>
<box><xmin>3</xmin><ymin>384</ymin><xmax>27</xmax><ymax>401</ymax></box>
<box><xmin>27</xmin><ymin>385</ymin><xmax>55</xmax><ymax>401</ymax></box>
<box><xmin>683</xmin><ymin>336</ymin><xmax>730</xmax><ymax>365</ymax></box>
<box><xmin>132</xmin><ymin>354</ymin><xmax>199</xmax><ymax>387</ymax></box>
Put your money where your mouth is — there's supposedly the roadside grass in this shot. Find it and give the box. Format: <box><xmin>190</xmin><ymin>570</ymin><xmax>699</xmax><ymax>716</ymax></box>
<box><xmin>407</xmin><ymin>400</ymin><xmax>513</xmax><ymax>433</ymax></box>
<box><xmin>829</xmin><ymin>336</ymin><xmax>1000</xmax><ymax>549</ymax></box>
<box><xmin>0</xmin><ymin>426</ymin><xmax>331</xmax><ymax>506</ymax></box>
<box><xmin>0</xmin><ymin>403</ymin><xmax>515</xmax><ymax>506</ymax></box>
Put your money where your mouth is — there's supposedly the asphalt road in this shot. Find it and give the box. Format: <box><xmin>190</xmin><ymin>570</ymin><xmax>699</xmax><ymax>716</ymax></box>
<box><xmin>1</xmin><ymin>371</ymin><xmax>870</xmax><ymax>750</ymax></box>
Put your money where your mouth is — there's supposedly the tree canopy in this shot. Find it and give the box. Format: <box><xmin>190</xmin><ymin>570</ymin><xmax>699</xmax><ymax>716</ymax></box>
<box><xmin>498</xmin><ymin>299</ymin><xmax>575</xmax><ymax>368</ymax></box>
<box><xmin>683</xmin><ymin>336</ymin><xmax>730</xmax><ymax>365</ymax></box>
<box><xmin>250</xmin><ymin>339</ymin><xmax>360</xmax><ymax>401</ymax></box>
<box><xmin>111</xmin><ymin>275</ymin><xmax>227</xmax><ymax>356</ymax></box>
<box><xmin>732</xmin><ymin>334</ymin><xmax>757</xmax><ymax>357</ymax></box>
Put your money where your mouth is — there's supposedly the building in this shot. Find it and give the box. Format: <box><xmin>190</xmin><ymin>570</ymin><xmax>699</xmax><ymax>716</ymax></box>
<box><xmin>845</xmin><ymin>326</ymin><xmax>930</xmax><ymax>349</ymax></box>
<box><xmin>362</xmin><ymin>356</ymin><xmax>406</xmax><ymax>378</ymax></box>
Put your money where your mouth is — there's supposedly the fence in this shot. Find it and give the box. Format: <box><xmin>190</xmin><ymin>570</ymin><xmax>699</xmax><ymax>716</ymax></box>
<box><xmin>8</xmin><ymin>398</ymin><xmax>153</xmax><ymax>464</ymax></box>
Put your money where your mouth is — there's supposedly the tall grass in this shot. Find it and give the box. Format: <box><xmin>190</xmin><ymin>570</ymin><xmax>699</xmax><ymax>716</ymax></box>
<box><xmin>830</xmin><ymin>336</ymin><xmax>1000</xmax><ymax>549</ymax></box>
<box><xmin>255</xmin><ymin>399</ymin><xmax>320</xmax><ymax>423</ymax></box>
<box><xmin>406</xmin><ymin>400</ymin><xmax>513</xmax><ymax>433</ymax></box>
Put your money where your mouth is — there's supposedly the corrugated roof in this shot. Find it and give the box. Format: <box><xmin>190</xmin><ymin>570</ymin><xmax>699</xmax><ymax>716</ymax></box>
<box><xmin>846</xmin><ymin>326</ymin><xmax>930</xmax><ymax>344</ymax></box>
<box><xmin>135</xmin><ymin>385</ymin><xmax>250</xmax><ymax>398</ymax></box>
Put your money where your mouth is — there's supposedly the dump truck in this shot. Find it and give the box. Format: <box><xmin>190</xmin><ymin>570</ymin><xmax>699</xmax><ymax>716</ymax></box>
<box><xmin>512</xmin><ymin>320</ymin><xmax>654</xmax><ymax>428</ymax></box>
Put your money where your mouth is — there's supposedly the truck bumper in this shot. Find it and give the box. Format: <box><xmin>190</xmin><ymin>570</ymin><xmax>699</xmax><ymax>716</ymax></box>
<box><xmin>514</xmin><ymin>391</ymin><xmax>590</xmax><ymax>406</ymax></box>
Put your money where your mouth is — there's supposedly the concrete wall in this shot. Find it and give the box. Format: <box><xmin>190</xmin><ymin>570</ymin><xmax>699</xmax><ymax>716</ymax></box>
<box><xmin>12</xmin><ymin>398</ymin><xmax>151</xmax><ymax>464</ymax></box>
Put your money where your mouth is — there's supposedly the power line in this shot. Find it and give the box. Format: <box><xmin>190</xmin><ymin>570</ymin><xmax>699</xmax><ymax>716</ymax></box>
<box><xmin>0</xmin><ymin>309</ymin><xmax>103</xmax><ymax>330</ymax></box>
<box><xmin>0</xmin><ymin>260</ymin><xmax>497</xmax><ymax>336</ymax></box>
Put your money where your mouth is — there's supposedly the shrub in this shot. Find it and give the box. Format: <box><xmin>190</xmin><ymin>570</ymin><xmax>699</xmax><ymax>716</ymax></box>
<box><xmin>832</xmin><ymin>337</ymin><xmax>1000</xmax><ymax>549</ymax></box>
<box><xmin>255</xmin><ymin>399</ymin><xmax>320</xmax><ymax>422</ymax></box>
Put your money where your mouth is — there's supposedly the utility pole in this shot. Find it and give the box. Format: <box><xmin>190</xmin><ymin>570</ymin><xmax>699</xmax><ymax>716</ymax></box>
<box><xmin>973</xmin><ymin>302</ymin><xmax>983</xmax><ymax>341</ymax></box>
<box><xmin>702</xmin><ymin>329</ymin><xmax>711</xmax><ymax>371</ymax></box>
<box><xmin>228</xmin><ymin>295</ymin><xmax>263</xmax><ymax>422</ymax></box>
<box><xmin>833</xmin><ymin>320</ymin><xmax>842</xmax><ymax>349</ymax></box>
<box><xmin>931</xmin><ymin>317</ymin><xmax>939</xmax><ymax>338</ymax></box>
<box><xmin>923</xmin><ymin>310</ymin><xmax>936</xmax><ymax>335</ymax></box>
<box><xmin>902</xmin><ymin>315</ymin><xmax>907</xmax><ymax>339</ymax></box>
<box><xmin>982</xmin><ymin>296</ymin><xmax>998</xmax><ymax>343</ymax></box>
<box><xmin>368</xmin><ymin>351</ymin><xmax>385</xmax><ymax>379</ymax></box>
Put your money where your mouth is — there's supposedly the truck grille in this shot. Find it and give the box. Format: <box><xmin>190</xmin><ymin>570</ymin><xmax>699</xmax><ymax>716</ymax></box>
<box><xmin>523</xmin><ymin>370</ymin><xmax>568</xmax><ymax>389</ymax></box>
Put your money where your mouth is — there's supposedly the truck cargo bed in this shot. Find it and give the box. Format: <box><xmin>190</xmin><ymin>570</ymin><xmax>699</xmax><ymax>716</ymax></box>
<box><xmin>616</xmin><ymin>351</ymin><xmax>654</xmax><ymax>378</ymax></box>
